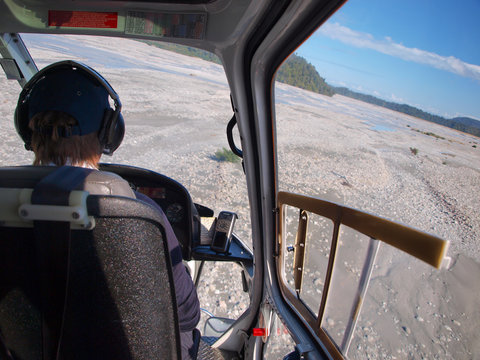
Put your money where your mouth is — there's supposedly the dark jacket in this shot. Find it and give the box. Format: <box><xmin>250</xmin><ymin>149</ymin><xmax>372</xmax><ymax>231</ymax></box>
<box><xmin>135</xmin><ymin>192</ymin><xmax>200</xmax><ymax>358</ymax></box>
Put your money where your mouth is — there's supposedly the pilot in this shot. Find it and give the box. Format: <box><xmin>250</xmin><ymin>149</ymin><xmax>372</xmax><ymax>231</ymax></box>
<box><xmin>14</xmin><ymin>60</ymin><xmax>200</xmax><ymax>359</ymax></box>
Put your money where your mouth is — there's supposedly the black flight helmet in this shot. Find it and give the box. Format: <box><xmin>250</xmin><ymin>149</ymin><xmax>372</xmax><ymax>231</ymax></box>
<box><xmin>15</xmin><ymin>60</ymin><xmax>125</xmax><ymax>155</ymax></box>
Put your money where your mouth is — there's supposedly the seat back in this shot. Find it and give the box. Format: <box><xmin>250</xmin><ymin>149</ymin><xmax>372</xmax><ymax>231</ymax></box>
<box><xmin>0</xmin><ymin>166</ymin><xmax>181</xmax><ymax>359</ymax></box>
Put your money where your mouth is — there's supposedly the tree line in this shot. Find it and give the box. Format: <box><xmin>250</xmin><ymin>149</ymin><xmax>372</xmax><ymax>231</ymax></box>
<box><xmin>277</xmin><ymin>55</ymin><xmax>480</xmax><ymax>138</ymax></box>
<box><xmin>333</xmin><ymin>87</ymin><xmax>480</xmax><ymax>138</ymax></box>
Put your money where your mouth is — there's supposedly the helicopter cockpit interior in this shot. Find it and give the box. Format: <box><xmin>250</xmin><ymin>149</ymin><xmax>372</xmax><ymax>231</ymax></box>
<box><xmin>1</xmin><ymin>0</ymin><xmax>478</xmax><ymax>359</ymax></box>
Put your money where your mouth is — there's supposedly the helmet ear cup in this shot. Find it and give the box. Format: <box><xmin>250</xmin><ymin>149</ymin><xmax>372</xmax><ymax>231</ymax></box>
<box><xmin>107</xmin><ymin>112</ymin><xmax>125</xmax><ymax>154</ymax></box>
<box><xmin>14</xmin><ymin>89</ymin><xmax>34</xmax><ymax>151</ymax></box>
<box><xmin>99</xmin><ymin>108</ymin><xmax>125</xmax><ymax>155</ymax></box>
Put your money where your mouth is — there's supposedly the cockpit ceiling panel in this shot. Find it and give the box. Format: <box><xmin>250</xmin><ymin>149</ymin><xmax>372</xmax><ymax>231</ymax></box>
<box><xmin>0</xmin><ymin>0</ymin><xmax>255</xmax><ymax>46</ymax></box>
<box><xmin>112</xmin><ymin>0</ymin><xmax>215</xmax><ymax>3</ymax></box>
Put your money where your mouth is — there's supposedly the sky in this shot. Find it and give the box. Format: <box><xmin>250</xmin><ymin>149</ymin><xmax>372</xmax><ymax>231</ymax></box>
<box><xmin>296</xmin><ymin>0</ymin><xmax>480</xmax><ymax>120</ymax></box>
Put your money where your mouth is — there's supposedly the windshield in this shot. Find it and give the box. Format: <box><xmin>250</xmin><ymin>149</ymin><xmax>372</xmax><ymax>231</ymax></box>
<box><xmin>272</xmin><ymin>0</ymin><xmax>479</xmax><ymax>358</ymax></box>
<box><xmin>0</xmin><ymin>33</ymin><xmax>251</xmax><ymax>326</ymax></box>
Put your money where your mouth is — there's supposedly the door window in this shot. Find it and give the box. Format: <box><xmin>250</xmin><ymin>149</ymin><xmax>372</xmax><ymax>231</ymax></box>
<box><xmin>275</xmin><ymin>0</ymin><xmax>480</xmax><ymax>358</ymax></box>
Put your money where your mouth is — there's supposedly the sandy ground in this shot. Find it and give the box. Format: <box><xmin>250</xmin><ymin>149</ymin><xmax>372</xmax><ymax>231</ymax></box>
<box><xmin>0</xmin><ymin>34</ymin><xmax>479</xmax><ymax>359</ymax></box>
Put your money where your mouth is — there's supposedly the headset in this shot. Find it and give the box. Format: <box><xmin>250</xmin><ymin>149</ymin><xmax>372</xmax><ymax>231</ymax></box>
<box><xmin>15</xmin><ymin>60</ymin><xmax>125</xmax><ymax>155</ymax></box>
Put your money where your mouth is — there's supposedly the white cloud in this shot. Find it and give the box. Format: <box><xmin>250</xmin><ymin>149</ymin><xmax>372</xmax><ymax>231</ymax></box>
<box><xmin>390</xmin><ymin>93</ymin><xmax>404</xmax><ymax>103</ymax></box>
<box><xmin>319</xmin><ymin>22</ymin><xmax>480</xmax><ymax>81</ymax></box>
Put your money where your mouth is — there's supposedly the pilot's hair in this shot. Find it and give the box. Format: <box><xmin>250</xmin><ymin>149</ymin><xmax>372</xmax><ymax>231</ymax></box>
<box><xmin>29</xmin><ymin>110</ymin><xmax>102</xmax><ymax>168</ymax></box>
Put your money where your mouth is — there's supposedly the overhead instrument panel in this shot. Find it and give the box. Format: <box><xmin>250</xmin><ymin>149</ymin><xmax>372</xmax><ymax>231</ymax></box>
<box><xmin>48</xmin><ymin>10</ymin><xmax>119</xmax><ymax>29</ymax></box>
<box><xmin>125</xmin><ymin>11</ymin><xmax>207</xmax><ymax>39</ymax></box>
<box><xmin>46</xmin><ymin>9</ymin><xmax>207</xmax><ymax>40</ymax></box>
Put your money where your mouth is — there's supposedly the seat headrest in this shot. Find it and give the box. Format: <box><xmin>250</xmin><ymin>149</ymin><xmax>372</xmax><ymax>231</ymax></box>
<box><xmin>80</xmin><ymin>169</ymin><xmax>135</xmax><ymax>197</ymax></box>
<box><xmin>0</xmin><ymin>166</ymin><xmax>135</xmax><ymax>198</ymax></box>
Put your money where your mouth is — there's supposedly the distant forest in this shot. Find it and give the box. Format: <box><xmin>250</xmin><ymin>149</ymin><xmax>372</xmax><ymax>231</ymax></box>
<box><xmin>333</xmin><ymin>87</ymin><xmax>480</xmax><ymax>138</ymax></box>
<box><xmin>277</xmin><ymin>55</ymin><xmax>480</xmax><ymax>138</ymax></box>
<box><xmin>141</xmin><ymin>41</ymin><xmax>480</xmax><ymax>138</ymax></box>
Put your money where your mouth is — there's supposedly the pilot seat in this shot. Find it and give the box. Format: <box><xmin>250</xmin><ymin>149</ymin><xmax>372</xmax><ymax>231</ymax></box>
<box><xmin>0</xmin><ymin>165</ymin><xmax>183</xmax><ymax>359</ymax></box>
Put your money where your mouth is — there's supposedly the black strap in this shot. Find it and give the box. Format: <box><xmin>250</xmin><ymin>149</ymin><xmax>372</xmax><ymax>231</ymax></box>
<box><xmin>31</xmin><ymin>166</ymin><xmax>94</xmax><ymax>360</ymax></box>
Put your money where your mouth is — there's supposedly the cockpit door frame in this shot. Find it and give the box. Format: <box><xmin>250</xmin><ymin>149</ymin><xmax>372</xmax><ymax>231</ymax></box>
<box><xmin>276</xmin><ymin>191</ymin><xmax>449</xmax><ymax>358</ymax></box>
<box><xmin>247</xmin><ymin>0</ymin><xmax>348</xmax><ymax>358</ymax></box>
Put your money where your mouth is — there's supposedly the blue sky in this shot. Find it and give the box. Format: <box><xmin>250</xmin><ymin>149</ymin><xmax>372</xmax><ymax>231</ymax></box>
<box><xmin>296</xmin><ymin>0</ymin><xmax>480</xmax><ymax>120</ymax></box>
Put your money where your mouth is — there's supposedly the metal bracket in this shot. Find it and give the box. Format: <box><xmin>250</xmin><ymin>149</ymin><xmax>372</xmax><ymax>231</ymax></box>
<box><xmin>0</xmin><ymin>33</ymin><xmax>38</xmax><ymax>87</ymax></box>
<box><xmin>295</xmin><ymin>343</ymin><xmax>314</xmax><ymax>359</ymax></box>
<box><xmin>293</xmin><ymin>209</ymin><xmax>308</xmax><ymax>293</ymax></box>
<box><xmin>0</xmin><ymin>188</ymin><xmax>95</xmax><ymax>230</ymax></box>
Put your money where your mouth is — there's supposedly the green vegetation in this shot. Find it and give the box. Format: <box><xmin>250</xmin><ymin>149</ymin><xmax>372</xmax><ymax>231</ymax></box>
<box><xmin>410</xmin><ymin>147</ymin><xmax>419</xmax><ymax>155</ymax></box>
<box><xmin>276</xmin><ymin>54</ymin><xmax>334</xmax><ymax>96</ymax></box>
<box><xmin>214</xmin><ymin>147</ymin><xmax>240</xmax><ymax>163</ymax></box>
<box><xmin>424</xmin><ymin>132</ymin><xmax>444</xmax><ymax>139</ymax></box>
<box><xmin>411</xmin><ymin>128</ymin><xmax>445</xmax><ymax>140</ymax></box>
